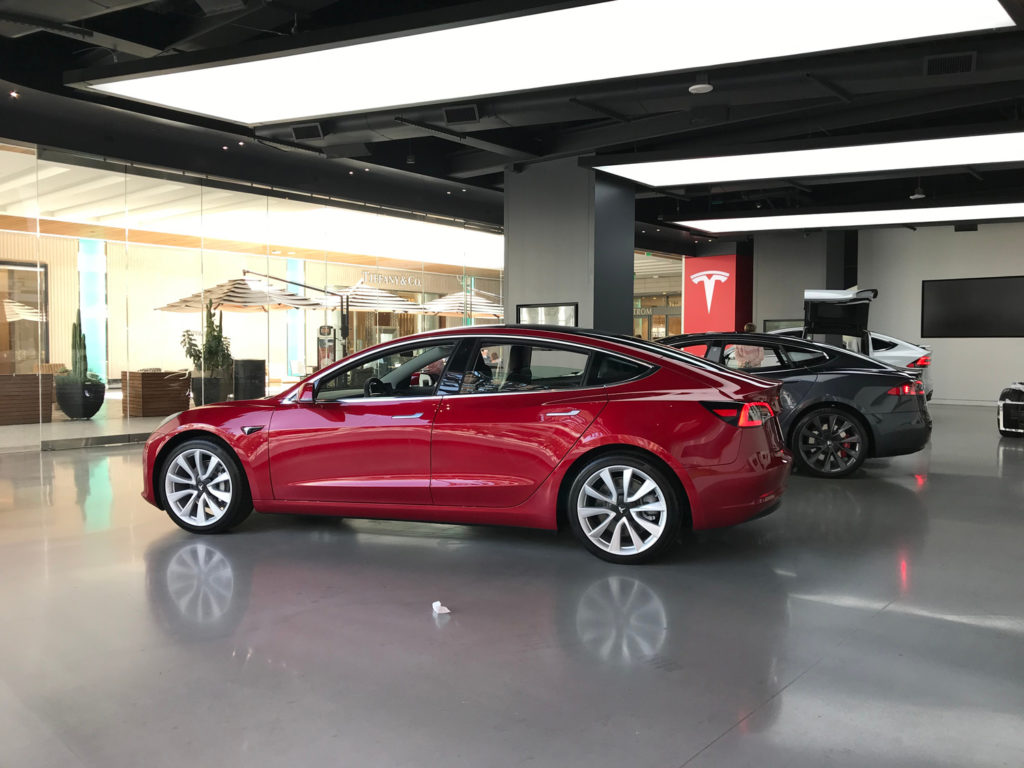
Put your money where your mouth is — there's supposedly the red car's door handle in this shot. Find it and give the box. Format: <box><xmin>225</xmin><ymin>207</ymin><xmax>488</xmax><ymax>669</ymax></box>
<box><xmin>391</xmin><ymin>413</ymin><xmax>424</xmax><ymax>419</ymax></box>
<box><xmin>545</xmin><ymin>409</ymin><xmax>580</xmax><ymax>417</ymax></box>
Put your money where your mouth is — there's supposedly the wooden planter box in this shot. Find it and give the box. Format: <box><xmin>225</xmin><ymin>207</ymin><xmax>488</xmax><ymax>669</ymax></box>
<box><xmin>0</xmin><ymin>374</ymin><xmax>54</xmax><ymax>425</ymax></box>
<box><xmin>121</xmin><ymin>370</ymin><xmax>191</xmax><ymax>417</ymax></box>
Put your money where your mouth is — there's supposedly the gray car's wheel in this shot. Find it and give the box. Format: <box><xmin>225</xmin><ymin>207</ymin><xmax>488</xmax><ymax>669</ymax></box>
<box><xmin>567</xmin><ymin>453</ymin><xmax>682</xmax><ymax>564</ymax></box>
<box><xmin>792</xmin><ymin>408</ymin><xmax>868</xmax><ymax>478</ymax></box>
<box><xmin>160</xmin><ymin>439</ymin><xmax>252</xmax><ymax>533</ymax></box>
<box><xmin>999</xmin><ymin>428</ymin><xmax>1023</xmax><ymax>438</ymax></box>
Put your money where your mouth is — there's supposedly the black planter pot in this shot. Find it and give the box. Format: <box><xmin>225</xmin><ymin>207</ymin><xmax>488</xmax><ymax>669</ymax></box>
<box><xmin>55</xmin><ymin>377</ymin><xmax>106</xmax><ymax>420</ymax></box>
<box><xmin>192</xmin><ymin>376</ymin><xmax>228</xmax><ymax>406</ymax></box>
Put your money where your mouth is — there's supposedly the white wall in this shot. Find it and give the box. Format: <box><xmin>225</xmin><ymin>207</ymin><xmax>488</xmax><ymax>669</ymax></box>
<box><xmin>752</xmin><ymin>232</ymin><xmax>826</xmax><ymax>329</ymax></box>
<box><xmin>859</xmin><ymin>224</ymin><xmax>1024</xmax><ymax>404</ymax></box>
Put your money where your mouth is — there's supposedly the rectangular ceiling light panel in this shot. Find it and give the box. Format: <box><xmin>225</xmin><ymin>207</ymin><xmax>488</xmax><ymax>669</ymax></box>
<box><xmin>677</xmin><ymin>203</ymin><xmax>1024</xmax><ymax>233</ymax></box>
<box><xmin>598</xmin><ymin>132</ymin><xmax>1024</xmax><ymax>188</ymax></box>
<box><xmin>83</xmin><ymin>0</ymin><xmax>1012</xmax><ymax>125</ymax></box>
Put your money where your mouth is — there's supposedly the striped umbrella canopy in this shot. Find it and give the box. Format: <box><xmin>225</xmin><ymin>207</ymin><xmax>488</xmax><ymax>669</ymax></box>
<box><xmin>1</xmin><ymin>299</ymin><xmax>44</xmax><ymax>322</ymax></box>
<box><xmin>321</xmin><ymin>280</ymin><xmax>427</xmax><ymax>313</ymax></box>
<box><xmin>157</xmin><ymin>278</ymin><xmax>324</xmax><ymax>312</ymax></box>
<box><xmin>423</xmin><ymin>290</ymin><xmax>504</xmax><ymax>318</ymax></box>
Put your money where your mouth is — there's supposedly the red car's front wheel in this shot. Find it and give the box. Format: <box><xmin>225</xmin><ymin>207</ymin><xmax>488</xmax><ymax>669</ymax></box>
<box><xmin>160</xmin><ymin>439</ymin><xmax>252</xmax><ymax>533</ymax></box>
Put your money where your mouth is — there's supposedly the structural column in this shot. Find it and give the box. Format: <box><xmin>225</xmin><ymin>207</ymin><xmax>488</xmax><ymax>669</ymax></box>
<box><xmin>504</xmin><ymin>158</ymin><xmax>633</xmax><ymax>333</ymax></box>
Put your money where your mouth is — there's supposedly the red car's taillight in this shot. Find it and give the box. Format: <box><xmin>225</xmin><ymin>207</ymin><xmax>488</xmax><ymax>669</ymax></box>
<box><xmin>887</xmin><ymin>380</ymin><xmax>925</xmax><ymax>397</ymax></box>
<box><xmin>703</xmin><ymin>401</ymin><xmax>775</xmax><ymax>427</ymax></box>
<box><xmin>907</xmin><ymin>355</ymin><xmax>932</xmax><ymax>368</ymax></box>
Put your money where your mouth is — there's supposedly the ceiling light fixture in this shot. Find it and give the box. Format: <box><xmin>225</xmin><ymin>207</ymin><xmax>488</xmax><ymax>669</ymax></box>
<box><xmin>76</xmin><ymin>0</ymin><xmax>1012</xmax><ymax>125</ymax></box>
<box><xmin>909</xmin><ymin>179</ymin><xmax>926</xmax><ymax>200</ymax></box>
<box><xmin>688</xmin><ymin>72</ymin><xmax>713</xmax><ymax>95</ymax></box>
<box><xmin>8</xmin><ymin>90</ymin><xmax>19</xmax><ymax>99</ymax></box>
<box><xmin>598</xmin><ymin>130</ymin><xmax>1024</xmax><ymax>187</ymax></box>
<box><xmin>676</xmin><ymin>202</ymin><xmax>1024</xmax><ymax>233</ymax></box>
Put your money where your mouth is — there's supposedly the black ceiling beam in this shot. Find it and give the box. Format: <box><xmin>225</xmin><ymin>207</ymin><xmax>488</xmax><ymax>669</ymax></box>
<box><xmin>0</xmin><ymin>11</ymin><xmax>162</xmax><ymax>59</ymax></box>
<box><xmin>448</xmin><ymin>100</ymin><xmax>833</xmax><ymax>179</ymax></box>
<box><xmin>803</xmin><ymin>73</ymin><xmax>853</xmax><ymax>103</ymax></box>
<box><xmin>0</xmin><ymin>80</ymin><xmax>503</xmax><ymax>227</ymax></box>
<box><xmin>585</xmin><ymin>80</ymin><xmax>1024</xmax><ymax>172</ymax></box>
<box><xmin>393</xmin><ymin>117</ymin><xmax>537</xmax><ymax>160</ymax></box>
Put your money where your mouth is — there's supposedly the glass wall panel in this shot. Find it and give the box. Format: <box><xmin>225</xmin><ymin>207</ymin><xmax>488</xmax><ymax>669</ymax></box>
<box><xmin>0</xmin><ymin>139</ymin><xmax>504</xmax><ymax>447</ymax></box>
<box><xmin>123</xmin><ymin>172</ymin><xmax>203</xmax><ymax>415</ymax></box>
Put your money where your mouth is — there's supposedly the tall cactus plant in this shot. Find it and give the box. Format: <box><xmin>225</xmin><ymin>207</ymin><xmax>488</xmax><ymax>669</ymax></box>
<box><xmin>70</xmin><ymin>308</ymin><xmax>89</xmax><ymax>380</ymax></box>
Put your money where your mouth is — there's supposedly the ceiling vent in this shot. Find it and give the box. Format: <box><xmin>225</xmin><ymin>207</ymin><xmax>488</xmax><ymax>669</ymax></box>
<box><xmin>443</xmin><ymin>105</ymin><xmax>480</xmax><ymax>125</ymax></box>
<box><xmin>291</xmin><ymin>123</ymin><xmax>324</xmax><ymax>141</ymax></box>
<box><xmin>924</xmin><ymin>52</ymin><xmax>976</xmax><ymax>76</ymax></box>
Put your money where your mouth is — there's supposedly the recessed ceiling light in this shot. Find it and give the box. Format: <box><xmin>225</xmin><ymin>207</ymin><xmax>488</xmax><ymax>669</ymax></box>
<box><xmin>363</xmin><ymin>168</ymin><xmax>369</xmax><ymax>172</ymax></box>
<box><xmin>909</xmin><ymin>185</ymin><xmax>927</xmax><ymax>200</ymax></box>
<box><xmin>271</xmin><ymin>249</ymin><xmax>281</xmax><ymax>254</ymax></box>
<box><xmin>676</xmin><ymin>202</ymin><xmax>1024</xmax><ymax>233</ymax></box>
<box><xmin>446</xmin><ymin>190</ymin><xmax>452</xmax><ymax>195</ymax></box>
<box><xmin>221</xmin><ymin>145</ymin><xmax>229</xmax><ymax>150</ymax></box>
<box><xmin>78</xmin><ymin>0</ymin><xmax>1012</xmax><ymax>124</ymax></box>
<box><xmin>237</xmin><ymin>140</ymin><xmax>245</xmax><ymax>146</ymax></box>
<box><xmin>348</xmin><ymin>170</ymin><xmax>354</xmax><ymax>175</ymax></box>
<box><xmin>688</xmin><ymin>73</ymin><xmax>713</xmax><ymax>95</ymax></box>
<box><xmin>598</xmin><ymin>130</ymin><xmax>1024</xmax><ymax>187</ymax></box>
<box><xmin>8</xmin><ymin>90</ymin><xmax>19</xmax><ymax>99</ymax></box>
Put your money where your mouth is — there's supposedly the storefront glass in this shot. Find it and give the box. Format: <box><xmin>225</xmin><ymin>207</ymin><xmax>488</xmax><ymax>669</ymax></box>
<box><xmin>0</xmin><ymin>140</ymin><xmax>503</xmax><ymax>451</ymax></box>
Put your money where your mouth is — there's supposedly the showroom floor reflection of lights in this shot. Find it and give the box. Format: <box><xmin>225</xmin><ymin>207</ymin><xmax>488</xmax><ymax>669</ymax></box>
<box><xmin>1</xmin><ymin>405</ymin><xmax>1022</xmax><ymax>767</ymax></box>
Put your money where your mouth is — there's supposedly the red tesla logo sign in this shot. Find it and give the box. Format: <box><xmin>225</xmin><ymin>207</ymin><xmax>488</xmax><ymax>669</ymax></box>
<box><xmin>684</xmin><ymin>253</ymin><xmax>751</xmax><ymax>334</ymax></box>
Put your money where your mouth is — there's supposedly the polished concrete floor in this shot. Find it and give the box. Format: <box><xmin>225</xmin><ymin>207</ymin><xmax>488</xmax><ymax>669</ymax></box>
<box><xmin>1</xmin><ymin>404</ymin><xmax>1022</xmax><ymax>767</ymax></box>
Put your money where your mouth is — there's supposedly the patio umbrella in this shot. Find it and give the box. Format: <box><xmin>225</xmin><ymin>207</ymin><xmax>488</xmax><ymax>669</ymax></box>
<box><xmin>1</xmin><ymin>299</ymin><xmax>44</xmax><ymax>322</ymax></box>
<box><xmin>423</xmin><ymin>290</ymin><xmax>504</xmax><ymax>318</ymax></box>
<box><xmin>320</xmin><ymin>279</ymin><xmax>427</xmax><ymax>313</ymax></box>
<box><xmin>157</xmin><ymin>278</ymin><xmax>323</xmax><ymax>312</ymax></box>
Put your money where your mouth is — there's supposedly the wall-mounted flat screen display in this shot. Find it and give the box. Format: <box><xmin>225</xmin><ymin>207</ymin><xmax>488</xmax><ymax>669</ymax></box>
<box><xmin>921</xmin><ymin>276</ymin><xmax>1024</xmax><ymax>337</ymax></box>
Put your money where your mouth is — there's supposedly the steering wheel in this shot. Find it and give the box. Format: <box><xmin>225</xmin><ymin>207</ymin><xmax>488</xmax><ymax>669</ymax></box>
<box><xmin>363</xmin><ymin>377</ymin><xmax>391</xmax><ymax>397</ymax></box>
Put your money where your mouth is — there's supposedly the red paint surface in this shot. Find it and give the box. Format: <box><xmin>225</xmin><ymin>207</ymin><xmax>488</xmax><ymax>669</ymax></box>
<box><xmin>143</xmin><ymin>326</ymin><xmax>791</xmax><ymax>533</ymax></box>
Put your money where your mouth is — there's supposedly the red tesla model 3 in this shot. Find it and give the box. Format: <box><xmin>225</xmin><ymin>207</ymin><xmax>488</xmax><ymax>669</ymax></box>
<box><xmin>142</xmin><ymin>326</ymin><xmax>792</xmax><ymax>563</ymax></box>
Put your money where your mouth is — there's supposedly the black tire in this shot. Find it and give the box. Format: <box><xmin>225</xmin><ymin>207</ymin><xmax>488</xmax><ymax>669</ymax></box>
<box><xmin>159</xmin><ymin>439</ymin><xmax>252</xmax><ymax>534</ymax></box>
<box><xmin>999</xmin><ymin>428</ymin><xmax>1024</xmax><ymax>438</ymax></box>
<box><xmin>792</xmin><ymin>407</ymin><xmax>868</xmax><ymax>479</ymax></box>
<box><xmin>566</xmin><ymin>453</ymin><xmax>683</xmax><ymax>564</ymax></box>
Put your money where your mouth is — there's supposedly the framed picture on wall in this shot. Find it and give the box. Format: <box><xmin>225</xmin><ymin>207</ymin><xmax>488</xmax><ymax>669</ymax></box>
<box><xmin>516</xmin><ymin>302</ymin><xmax>579</xmax><ymax>327</ymax></box>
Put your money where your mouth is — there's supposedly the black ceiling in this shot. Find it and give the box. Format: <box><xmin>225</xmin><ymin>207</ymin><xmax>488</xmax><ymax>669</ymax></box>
<box><xmin>2</xmin><ymin>0</ymin><xmax>1024</xmax><ymax>251</ymax></box>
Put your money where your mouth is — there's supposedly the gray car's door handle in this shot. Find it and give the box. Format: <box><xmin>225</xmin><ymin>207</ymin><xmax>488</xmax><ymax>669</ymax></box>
<box><xmin>392</xmin><ymin>413</ymin><xmax>424</xmax><ymax>419</ymax></box>
<box><xmin>546</xmin><ymin>409</ymin><xmax>580</xmax><ymax>417</ymax></box>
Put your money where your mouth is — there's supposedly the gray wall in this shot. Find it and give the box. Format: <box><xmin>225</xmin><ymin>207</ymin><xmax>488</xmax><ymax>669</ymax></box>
<box><xmin>859</xmin><ymin>224</ymin><xmax>1024</xmax><ymax>404</ymax></box>
<box><xmin>504</xmin><ymin>159</ymin><xmax>632</xmax><ymax>333</ymax></box>
<box><xmin>752</xmin><ymin>232</ymin><xmax>827</xmax><ymax>330</ymax></box>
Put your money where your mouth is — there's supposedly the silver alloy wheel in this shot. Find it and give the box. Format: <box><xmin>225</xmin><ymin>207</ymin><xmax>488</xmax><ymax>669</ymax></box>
<box><xmin>165</xmin><ymin>542</ymin><xmax>235</xmax><ymax>625</ymax></box>
<box><xmin>576</xmin><ymin>465</ymin><xmax>668</xmax><ymax>556</ymax></box>
<box><xmin>798</xmin><ymin>413</ymin><xmax>863</xmax><ymax>474</ymax></box>
<box><xmin>164</xmin><ymin>448</ymin><xmax>234</xmax><ymax>527</ymax></box>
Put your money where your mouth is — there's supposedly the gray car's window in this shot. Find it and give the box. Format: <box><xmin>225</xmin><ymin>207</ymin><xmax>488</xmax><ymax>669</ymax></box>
<box><xmin>721</xmin><ymin>342</ymin><xmax>787</xmax><ymax>372</ymax></box>
<box><xmin>785</xmin><ymin>347</ymin><xmax>829</xmax><ymax>366</ymax></box>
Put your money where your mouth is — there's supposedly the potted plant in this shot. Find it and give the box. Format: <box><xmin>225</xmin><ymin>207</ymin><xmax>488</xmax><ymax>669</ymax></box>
<box><xmin>181</xmin><ymin>300</ymin><xmax>232</xmax><ymax>405</ymax></box>
<box><xmin>55</xmin><ymin>309</ymin><xmax>106</xmax><ymax>420</ymax></box>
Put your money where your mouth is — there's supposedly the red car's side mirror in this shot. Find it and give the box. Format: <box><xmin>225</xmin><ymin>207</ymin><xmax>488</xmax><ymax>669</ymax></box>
<box><xmin>297</xmin><ymin>382</ymin><xmax>316</xmax><ymax>403</ymax></box>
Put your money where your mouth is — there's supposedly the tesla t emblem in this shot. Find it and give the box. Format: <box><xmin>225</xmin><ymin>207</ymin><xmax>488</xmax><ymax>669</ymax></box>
<box><xmin>690</xmin><ymin>270</ymin><xmax>730</xmax><ymax>312</ymax></box>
